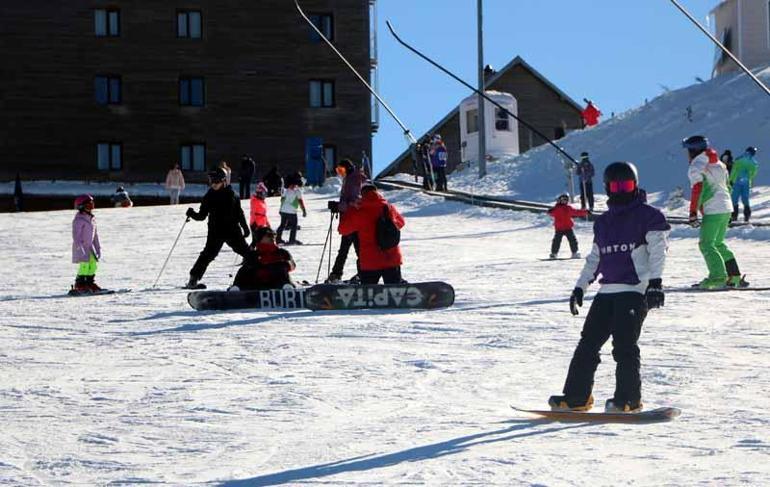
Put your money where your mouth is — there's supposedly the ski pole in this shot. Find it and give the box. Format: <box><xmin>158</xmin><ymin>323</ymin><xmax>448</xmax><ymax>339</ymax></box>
<box><xmin>153</xmin><ymin>217</ymin><xmax>190</xmax><ymax>288</ymax></box>
<box><xmin>315</xmin><ymin>211</ymin><xmax>335</xmax><ymax>283</ymax></box>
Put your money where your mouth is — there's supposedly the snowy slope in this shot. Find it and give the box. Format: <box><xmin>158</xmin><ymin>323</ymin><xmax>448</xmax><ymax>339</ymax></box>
<box><xmin>1</xmin><ymin>192</ymin><xmax>769</xmax><ymax>484</ymax></box>
<box><xmin>419</xmin><ymin>66</ymin><xmax>770</xmax><ymax>218</ymax></box>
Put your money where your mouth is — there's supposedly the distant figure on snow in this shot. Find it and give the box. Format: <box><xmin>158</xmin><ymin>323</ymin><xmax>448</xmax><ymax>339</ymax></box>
<box><xmin>71</xmin><ymin>194</ymin><xmax>103</xmax><ymax>294</ymax></box>
<box><xmin>111</xmin><ymin>186</ymin><xmax>133</xmax><ymax>208</ymax></box>
<box><xmin>547</xmin><ymin>194</ymin><xmax>588</xmax><ymax>259</ymax></box>
<box><xmin>576</xmin><ymin>152</ymin><xmax>595</xmax><ymax>212</ymax></box>
<box><xmin>165</xmin><ymin>164</ymin><xmax>186</xmax><ymax>205</ymax></box>
<box><xmin>729</xmin><ymin>147</ymin><xmax>759</xmax><ymax>223</ymax></box>
<box><xmin>263</xmin><ymin>166</ymin><xmax>283</xmax><ymax>197</ymax></box>
<box><xmin>430</xmin><ymin>134</ymin><xmax>449</xmax><ymax>191</ymax></box>
<box><xmin>239</xmin><ymin>154</ymin><xmax>256</xmax><ymax>200</ymax></box>
<box><xmin>581</xmin><ymin>100</ymin><xmax>602</xmax><ymax>127</ymax></box>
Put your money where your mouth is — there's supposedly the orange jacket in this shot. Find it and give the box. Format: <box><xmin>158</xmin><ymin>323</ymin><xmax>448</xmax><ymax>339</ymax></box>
<box><xmin>339</xmin><ymin>191</ymin><xmax>405</xmax><ymax>271</ymax></box>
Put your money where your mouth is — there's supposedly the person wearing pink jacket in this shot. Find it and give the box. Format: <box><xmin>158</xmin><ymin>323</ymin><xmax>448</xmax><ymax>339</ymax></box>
<box><xmin>71</xmin><ymin>194</ymin><xmax>102</xmax><ymax>293</ymax></box>
<box><xmin>165</xmin><ymin>164</ymin><xmax>186</xmax><ymax>205</ymax></box>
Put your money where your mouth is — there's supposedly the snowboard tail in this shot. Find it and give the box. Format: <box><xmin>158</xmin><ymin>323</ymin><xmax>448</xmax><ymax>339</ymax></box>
<box><xmin>306</xmin><ymin>281</ymin><xmax>454</xmax><ymax>310</ymax></box>
<box><xmin>511</xmin><ymin>406</ymin><xmax>681</xmax><ymax>423</ymax></box>
<box><xmin>188</xmin><ymin>287</ymin><xmax>307</xmax><ymax>311</ymax></box>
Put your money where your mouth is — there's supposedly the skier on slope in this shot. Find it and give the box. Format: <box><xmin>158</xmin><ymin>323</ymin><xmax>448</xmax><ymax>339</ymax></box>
<box><xmin>249</xmin><ymin>182</ymin><xmax>271</xmax><ymax>247</ymax></box>
<box><xmin>549</xmin><ymin>162</ymin><xmax>670</xmax><ymax>413</ymax></box>
<box><xmin>576</xmin><ymin>152</ymin><xmax>595</xmax><ymax>211</ymax></box>
<box><xmin>430</xmin><ymin>134</ymin><xmax>449</xmax><ymax>191</ymax></box>
<box><xmin>185</xmin><ymin>168</ymin><xmax>251</xmax><ymax>289</ymax></box>
<box><xmin>71</xmin><ymin>194</ymin><xmax>103</xmax><ymax>294</ymax></box>
<box><xmin>276</xmin><ymin>172</ymin><xmax>307</xmax><ymax>245</ymax></box>
<box><xmin>327</xmin><ymin>158</ymin><xmax>367</xmax><ymax>283</ymax></box>
<box><xmin>729</xmin><ymin>146</ymin><xmax>759</xmax><ymax>223</ymax></box>
<box><xmin>547</xmin><ymin>194</ymin><xmax>589</xmax><ymax>259</ymax></box>
<box><xmin>683</xmin><ymin>135</ymin><xmax>748</xmax><ymax>289</ymax></box>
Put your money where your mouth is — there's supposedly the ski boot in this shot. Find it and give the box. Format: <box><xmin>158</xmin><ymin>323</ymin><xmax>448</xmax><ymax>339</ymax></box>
<box><xmin>287</xmin><ymin>239</ymin><xmax>303</xmax><ymax>246</ymax></box>
<box><xmin>548</xmin><ymin>253</ymin><xmax>557</xmax><ymax>260</ymax></box>
<box><xmin>86</xmin><ymin>276</ymin><xmax>102</xmax><ymax>292</ymax></box>
<box><xmin>571</xmin><ymin>252</ymin><xmax>581</xmax><ymax>259</ymax></box>
<box><xmin>726</xmin><ymin>274</ymin><xmax>749</xmax><ymax>288</ymax></box>
<box><xmin>70</xmin><ymin>276</ymin><xmax>92</xmax><ymax>295</ymax></box>
<box><xmin>184</xmin><ymin>275</ymin><xmax>206</xmax><ymax>290</ymax></box>
<box><xmin>548</xmin><ymin>394</ymin><xmax>594</xmax><ymax>412</ymax></box>
<box><xmin>605</xmin><ymin>398</ymin><xmax>643</xmax><ymax>413</ymax></box>
<box><xmin>325</xmin><ymin>273</ymin><xmax>342</xmax><ymax>284</ymax></box>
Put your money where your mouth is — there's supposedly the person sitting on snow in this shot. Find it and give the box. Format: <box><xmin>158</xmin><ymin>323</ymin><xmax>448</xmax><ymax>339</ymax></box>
<box><xmin>232</xmin><ymin>227</ymin><xmax>296</xmax><ymax>291</ymax></box>
<box><xmin>111</xmin><ymin>186</ymin><xmax>133</xmax><ymax>208</ymax></box>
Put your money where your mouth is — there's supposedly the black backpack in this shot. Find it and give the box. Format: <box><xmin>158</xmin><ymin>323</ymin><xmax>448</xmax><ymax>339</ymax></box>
<box><xmin>376</xmin><ymin>204</ymin><xmax>400</xmax><ymax>251</ymax></box>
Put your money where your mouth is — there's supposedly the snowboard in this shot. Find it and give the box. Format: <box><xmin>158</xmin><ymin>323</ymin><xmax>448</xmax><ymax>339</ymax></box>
<box><xmin>187</xmin><ymin>287</ymin><xmax>307</xmax><ymax>311</ymax></box>
<box><xmin>511</xmin><ymin>406</ymin><xmax>681</xmax><ymax>423</ymax></box>
<box><xmin>539</xmin><ymin>257</ymin><xmax>581</xmax><ymax>261</ymax></box>
<box><xmin>305</xmin><ymin>281</ymin><xmax>455</xmax><ymax>311</ymax></box>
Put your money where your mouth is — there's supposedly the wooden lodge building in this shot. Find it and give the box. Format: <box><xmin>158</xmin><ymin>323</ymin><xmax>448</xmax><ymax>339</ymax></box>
<box><xmin>377</xmin><ymin>56</ymin><xmax>584</xmax><ymax>178</ymax></box>
<box><xmin>0</xmin><ymin>1</ymin><xmax>378</xmax><ymax>183</ymax></box>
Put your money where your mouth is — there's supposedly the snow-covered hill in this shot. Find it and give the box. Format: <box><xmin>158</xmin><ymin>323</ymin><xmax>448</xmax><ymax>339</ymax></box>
<box><xmin>439</xmin><ymin>66</ymin><xmax>770</xmax><ymax>217</ymax></box>
<box><xmin>1</xmin><ymin>191</ymin><xmax>769</xmax><ymax>484</ymax></box>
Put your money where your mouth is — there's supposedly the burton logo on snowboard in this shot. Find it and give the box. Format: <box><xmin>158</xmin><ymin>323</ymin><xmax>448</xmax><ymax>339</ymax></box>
<box><xmin>188</xmin><ymin>287</ymin><xmax>307</xmax><ymax>311</ymax></box>
<box><xmin>306</xmin><ymin>281</ymin><xmax>454</xmax><ymax>310</ymax></box>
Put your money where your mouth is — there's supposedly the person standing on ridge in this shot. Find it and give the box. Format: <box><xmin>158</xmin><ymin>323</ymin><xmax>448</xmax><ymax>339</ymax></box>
<box><xmin>576</xmin><ymin>152</ymin><xmax>595</xmax><ymax>211</ymax></box>
<box><xmin>729</xmin><ymin>147</ymin><xmax>759</xmax><ymax>223</ymax></box>
<box><xmin>549</xmin><ymin>162</ymin><xmax>669</xmax><ymax>413</ymax></box>
<box><xmin>430</xmin><ymin>134</ymin><xmax>448</xmax><ymax>191</ymax></box>
<box><xmin>683</xmin><ymin>135</ymin><xmax>748</xmax><ymax>289</ymax></box>
<box><xmin>581</xmin><ymin>100</ymin><xmax>602</xmax><ymax>127</ymax></box>
<box><xmin>185</xmin><ymin>168</ymin><xmax>251</xmax><ymax>289</ymax></box>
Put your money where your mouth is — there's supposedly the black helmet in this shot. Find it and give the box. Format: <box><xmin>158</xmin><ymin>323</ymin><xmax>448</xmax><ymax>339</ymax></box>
<box><xmin>682</xmin><ymin>135</ymin><xmax>709</xmax><ymax>152</ymax></box>
<box><xmin>557</xmin><ymin>193</ymin><xmax>569</xmax><ymax>204</ymax></box>
<box><xmin>208</xmin><ymin>168</ymin><xmax>226</xmax><ymax>183</ymax></box>
<box><xmin>746</xmin><ymin>146</ymin><xmax>758</xmax><ymax>156</ymax></box>
<box><xmin>604</xmin><ymin>161</ymin><xmax>639</xmax><ymax>204</ymax></box>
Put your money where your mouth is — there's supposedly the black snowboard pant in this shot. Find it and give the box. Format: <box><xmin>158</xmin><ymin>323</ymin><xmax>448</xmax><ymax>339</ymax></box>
<box><xmin>579</xmin><ymin>180</ymin><xmax>594</xmax><ymax>211</ymax></box>
<box><xmin>276</xmin><ymin>212</ymin><xmax>298</xmax><ymax>243</ymax></box>
<box><xmin>562</xmin><ymin>292</ymin><xmax>647</xmax><ymax>403</ymax></box>
<box><xmin>190</xmin><ymin>230</ymin><xmax>250</xmax><ymax>281</ymax></box>
<box><xmin>359</xmin><ymin>266</ymin><xmax>402</xmax><ymax>285</ymax></box>
<box><xmin>551</xmin><ymin>229</ymin><xmax>578</xmax><ymax>255</ymax></box>
<box><xmin>331</xmin><ymin>233</ymin><xmax>360</xmax><ymax>278</ymax></box>
<box><xmin>434</xmin><ymin>167</ymin><xmax>448</xmax><ymax>191</ymax></box>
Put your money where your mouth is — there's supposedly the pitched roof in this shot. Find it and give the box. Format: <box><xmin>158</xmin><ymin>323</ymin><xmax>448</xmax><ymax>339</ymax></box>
<box><xmin>376</xmin><ymin>56</ymin><xmax>583</xmax><ymax>179</ymax></box>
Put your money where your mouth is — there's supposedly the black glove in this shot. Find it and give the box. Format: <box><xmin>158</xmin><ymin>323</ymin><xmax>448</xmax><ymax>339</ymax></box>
<box><xmin>645</xmin><ymin>278</ymin><xmax>664</xmax><ymax>309</ymax></box>
<box><xmin>186</xmin><ymin>207</ymin><xmax>196</xmax><ymax>218</ymax></box>
<box><xmin>688</xmin><ymin>212</ymin><xmax>700</xmax><ymax>228</ymax></box>
<box><xmin>569</xmin><ymin>287</ymin><xmax>584</xmax><ymax>316</ymax></box>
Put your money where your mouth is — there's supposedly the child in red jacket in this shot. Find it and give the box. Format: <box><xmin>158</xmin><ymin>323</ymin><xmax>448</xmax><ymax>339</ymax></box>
<box><xmin>249</xmin><ymin>182</ymin><xmax>271</xmax><ymax>247</ymax></box>
<box><xmin>547</xmin><ymin>194</ymin><xmax>589</xmax><ymax>259</ymax></box>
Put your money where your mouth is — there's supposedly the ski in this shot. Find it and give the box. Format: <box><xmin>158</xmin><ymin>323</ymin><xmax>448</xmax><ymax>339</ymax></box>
<box><xmin>667</xmin><ymin>286</ymin><xmax>770</xmax><ymax>293</ymax></box>
<box><xmin>67</xmin><ymin>288</ymin><xmax>131</xmax><ymax>297</ymax></box>
<box><xmin>511</xmin><ymin>405</ymin><xmax>681</xmax><ymax>423</ymax></box>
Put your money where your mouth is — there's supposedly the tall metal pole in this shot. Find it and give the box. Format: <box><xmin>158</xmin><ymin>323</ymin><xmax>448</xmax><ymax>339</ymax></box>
<box><xmin>477</xmin><ymin>0</ymin><xmax>487</xmax><ymax>178</ymax></box>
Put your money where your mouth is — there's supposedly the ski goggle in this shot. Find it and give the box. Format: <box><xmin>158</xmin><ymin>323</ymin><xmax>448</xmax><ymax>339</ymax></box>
<box><xmin>335</xmin><ymin>166</ymin><xmax>347</xmax><ymax>177</ymax></box>
<box><xmin>608</xmin><ymin>179</ymin><xmax>637</xmax><ymax>193</ymax></box>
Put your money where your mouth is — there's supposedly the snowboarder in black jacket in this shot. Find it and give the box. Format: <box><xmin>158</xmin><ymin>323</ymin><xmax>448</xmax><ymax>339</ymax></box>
<box><xmin>185</xmin><ymin>168</ymin><xmax>251</xmax><ymax>289</ymax></box>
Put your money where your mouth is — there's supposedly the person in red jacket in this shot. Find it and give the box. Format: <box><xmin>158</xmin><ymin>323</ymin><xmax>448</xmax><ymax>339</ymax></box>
<box><xmin>338</xmin><ymin>183</ymin><xmax>406</xmax><ymax>284</ymax></box>
<box><xmin>548</xmin><ymin>194</ymin><xmax>589</xmax><ymax>259</ymax></box>
<box><xmin>232</xmin><ymin>227</ymin><xmax>296</xmax><ymax>290</ymax></box>
<box><xmin>249</xmin><ymin>182</ymin><xmax>271</xmax><ymax>247</ymax></box>
<box><xmin>581</xmin><ymin>100</ymin><xmax>602</xmax><ymax>127</ymax></box>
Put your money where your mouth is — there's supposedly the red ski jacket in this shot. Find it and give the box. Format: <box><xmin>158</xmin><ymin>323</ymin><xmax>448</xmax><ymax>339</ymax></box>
<box><xmin>338</xmin><ymin>191</ymin><xmax>405</xmax><ymax>271</ymax></box>
<box><xmin>581</xmin><ymin>103</ymin><xmax>602</xmax><ymax>127</ymax></box>
<box><xmin>548</xmin><ymin>203</ymin><xmax>588</xmax><ymax>231</ymax></box>
<box><xmin>249</xmin><ymin>195</ymin><xmax>270</xmax><ymax>228</ymax></box>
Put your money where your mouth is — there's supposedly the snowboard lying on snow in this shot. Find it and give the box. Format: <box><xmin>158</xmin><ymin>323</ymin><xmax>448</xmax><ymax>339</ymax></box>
<box><xmin>305</xmin><ymin>281</ymin><xmax>455</xmax><ymax>311</ymax></box>
<box><xmin>187</xmin><ymin>287</ymin><xmax>308</xmax><ymax>311</ymax></box>
<box><xmin>187</xmin><ymin>282</ymin><xmax>455</xmax><ymax>311</ymax></box>
<box><xmin>511</xmin><ymin>405</ymin><xmax>681</xmax><ymax>423</ymax></box>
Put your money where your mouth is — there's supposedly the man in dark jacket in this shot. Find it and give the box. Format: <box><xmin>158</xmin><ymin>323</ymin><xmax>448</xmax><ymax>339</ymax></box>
<box><xmin>239</xmin><ymin>155</ymin><xmax>256</xmax><ymax>200</ymax></box>
<box><xmin>577</xmin><ymin>152</ymin><xmax>595</xmax><ymax>212</ymax></box>
<box><xmin>185</xmin><ymin>168</ymin><xmax>251</xmax><ymax>289</ymax></box>
<box><xmin>263</xmin><ymin>166</ymin><xmax>283</xmax><ymax>197</ymax></box>
<box><xmin>328</xmin><ymin>159</ymin><xmax>368</xmax><ymax>283</ymax></box>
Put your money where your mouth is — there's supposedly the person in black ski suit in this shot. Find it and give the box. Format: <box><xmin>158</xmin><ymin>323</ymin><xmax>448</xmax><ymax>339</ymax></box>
<box><xmin>239</xmin><ymin>154</ymin><xmax>256</xmax><ymax>200</ymax></box>
<box><xmin>263</xmin><ymin>165</ymin><xmax>283</xmax><ymax>197</ymax></box>
<box><xmin>576</xmin><ymin>152</ymin><xmax>595</xmax><ymax>211</ymax></box>
<box><xmin>549</xmin><ymin>162</ymin><xmax>670</xmax><ymax>413</ymax></box>
<box><xmin>185</xmin><ymin>168</ymin><xmax>251</xmax><ymax>288</ymax></box>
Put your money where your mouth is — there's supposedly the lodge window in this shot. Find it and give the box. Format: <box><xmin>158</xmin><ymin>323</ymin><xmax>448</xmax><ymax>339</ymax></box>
<box><xmin>495</xmin><ymin>107</ymin><xmax>510</xmax><ymax>131</ymax></box>
<box><xmin>95</xmin><ymin>76</ymin><xmax>121</xmax><ymax>105</ymax></box>
<box><xmin>179</xmin><ymin>77</ymin><xmax>205</xmax><ymax>106</ymax></box>
<box><xmin>177</xmin><ymin>10</ymin><xmax>202</xmax><ymax>39</ymax></box>
<box><xmin>466</xmin><ymin>109</ymin><xmax>479</xmax><ymax>134</ymax></box>
<box><xmin>180</xmin><ymin>143</ymin><xmax>206</xmax><ymax>171</ymax></box>
<box><xmin>309</xmin><ymin>13</ymin><xmax>334</xmax><ymax>42</ymax></box>
<box><xmin>97</xmin><ymin>143</ymin><xmax>122</xmax><ymax>171</ymax></box>
<box><xmin>309</xmin><ymin>80</ymin><xmax>335</xmax><ymax>107</ymax></box>
<box><xmin>94</xmin><ymin>9</ymin><xmax>120</xmax><ymax>37</ymax></box>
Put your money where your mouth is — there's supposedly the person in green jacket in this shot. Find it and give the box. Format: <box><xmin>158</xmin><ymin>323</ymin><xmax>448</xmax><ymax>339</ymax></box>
<box><xmin>683</xmin><ymin>135</ymin><xmax>748</xmax><ymax>289</ymax></box>
<box><xmin>730</xmin><ymin>147</ymin><xmax>759</xmax><ymax>223</ymax></box>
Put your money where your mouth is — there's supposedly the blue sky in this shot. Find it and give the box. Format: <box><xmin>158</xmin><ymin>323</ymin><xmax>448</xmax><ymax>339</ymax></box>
<box><xmin>370</xmin><ymin>0</ymin><xmax>715</xmax><ymax>174</ymax></box>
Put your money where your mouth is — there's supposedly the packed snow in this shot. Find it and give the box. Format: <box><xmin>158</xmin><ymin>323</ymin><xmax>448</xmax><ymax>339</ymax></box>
<box><xmin>1</xmin><ymin>188</ymin><xmax>769</xmax><ymax>485</ymax></box>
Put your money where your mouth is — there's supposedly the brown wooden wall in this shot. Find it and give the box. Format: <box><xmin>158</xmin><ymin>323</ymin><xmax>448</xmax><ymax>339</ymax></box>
<box><xmin>384</xmin><ymin>62</ymin><xmax>583</xmax><ymax>177</ymax></box>
<box><xmin>0</xmin><ymin>0</ymin><xmax>372</xmax><ymax>183</ymax></box>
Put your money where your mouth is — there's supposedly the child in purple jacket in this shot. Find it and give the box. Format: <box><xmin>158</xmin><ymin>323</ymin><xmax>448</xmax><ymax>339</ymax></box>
<box><xmin>71</xmin><ymin>194</ymin><xmax>102</xmax><ymax>294</ymax></box>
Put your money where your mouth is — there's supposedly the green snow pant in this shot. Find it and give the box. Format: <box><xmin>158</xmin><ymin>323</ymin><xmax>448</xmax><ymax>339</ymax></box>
<box><xmin>77</xmin><ymin>253</ymin><xmax>98</xmax><ymax>277</ymax></box>
<box><xmin>698</xmin><ymin>213</ymin><xmax>734</xmax><ymax>280</ymax></box>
